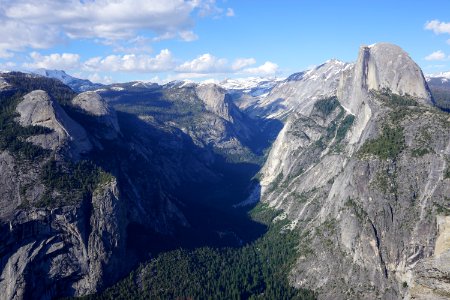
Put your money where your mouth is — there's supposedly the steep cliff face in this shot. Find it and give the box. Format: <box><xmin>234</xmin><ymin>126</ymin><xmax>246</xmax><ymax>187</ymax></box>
<box><xmin>0</xmin><ymin>75</ymin><xmax>194</xmax><ymax>299</ymax></box>
<box><xmin>256</xmin><ymin>43</ymin><xmax>450</xmax><ymax>299</ymax></box>
<box><xmin>0</xmin><ymin>180</ymin><xmax>126</xmax><ymax>300</ymax></box>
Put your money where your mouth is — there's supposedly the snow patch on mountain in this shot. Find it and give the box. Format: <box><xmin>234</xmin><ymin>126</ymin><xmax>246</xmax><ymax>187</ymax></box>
<box><xmin>426</xmin><ymin>71</ymin><xmax>450</xmax><ymax>83</ymax></box>
<box><xmin>32</xmin><ymin>69</ymin><xmax>102</xmax><ymax>92</ymax></box>
<box><xmin>252</xmin><ymin>59</ymin><xmax>351</xmax><ymax>119</ymax></box>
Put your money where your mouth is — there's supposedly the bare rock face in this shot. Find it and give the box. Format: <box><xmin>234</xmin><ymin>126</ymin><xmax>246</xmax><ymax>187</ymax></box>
<box><xmin>255</xmin><ymin>43</ymin><xmax>450</xmax><ymax>299</ymax></box>
<box><xmin>0</xmin><ymin>179</ymin><xmax>126</xmax><ymax>300</ymax></box>
<box><xmin>15</xmin><ymin>90</ymin><xmax>92</xmax><ymax>157</ymax></box>
<box><xmin>195</xmin><ymin>83</ymin><xmax>234</xmax><ymax>122</ymax></box>
<box><xmin>252</xmin><ymin>60</ymin><xmax>351</xmax><ymax>119</ymax></box>
<box><xmin>337</xmin><ymin>43</ymin><xmax>433</xmax><ymax>145</ymax></box>
<box><xmin>72</xmin><ymin>91</ymin><xmax>120</xmax><ymax>139</ymax></box>
<box><xmin>409</xmin><ymin>215</ymin><xmax>450</xmax><ymax>299</ymax></box>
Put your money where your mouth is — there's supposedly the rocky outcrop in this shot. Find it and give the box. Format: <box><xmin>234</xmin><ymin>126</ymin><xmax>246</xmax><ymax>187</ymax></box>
<box><xmin>195</xmin><ymin>83</ymin><xmax>235</xmax><ymax>122</ymax></box>
<box><xmin>255</xmin><ymin>43</ymin><xmax>450</xmax><ymax>299</ymax></box>
<box><xmin>72</xmin><ymin>91</ymin><xmax>120</xmax><ymax>139</ymax></box>
<box><xmin>409</xmin><ymin>216</ymin><xmax>450</xmax><ymax>299</ymax></box>
<box><xmin>0</xmin><ymin>179</ymin><xmax>126</xmax><ymax>300</ymax></box>
<box><xmin>15</xmin><ymin>90</ymin><xmax>92</xmax><ymax>157</ymax></box>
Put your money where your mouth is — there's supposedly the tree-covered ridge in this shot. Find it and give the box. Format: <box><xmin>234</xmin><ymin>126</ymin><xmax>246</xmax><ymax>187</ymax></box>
<box><xmin>38</xmin><ymin>159</ymin><xmax>114</xmax><ymax>207</ymax></box>
<box><xmin>359</xmin><ymin>124</ymin><xmax>405</xmax><ymax>160</ymax></box>
<box><xmin>313</xmin><ymin>97</ymin><xmax>340</xmax><ymax>116</ymax></box>
<box><xmin>79</xmin><ymin>205</ymin><xmax>316</xmax><ymax>300</ymax></box>
<box><xmin>2</xmin><ymin>72</ymin><xmax>77</xmax><ymax>105</ymax></box>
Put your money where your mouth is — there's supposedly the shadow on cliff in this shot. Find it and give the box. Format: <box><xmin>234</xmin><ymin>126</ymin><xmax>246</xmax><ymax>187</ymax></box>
<box><xmin>82</xmin><ymin>110</ymin><xmax>278</xmax><ymax>267</ymax></box>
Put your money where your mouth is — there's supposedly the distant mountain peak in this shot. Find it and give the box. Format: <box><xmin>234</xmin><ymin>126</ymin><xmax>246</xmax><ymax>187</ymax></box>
<box><xmin>31</xmin><ymin>69</ymin><xmax>103</xmax><ymax>92</ymax></box>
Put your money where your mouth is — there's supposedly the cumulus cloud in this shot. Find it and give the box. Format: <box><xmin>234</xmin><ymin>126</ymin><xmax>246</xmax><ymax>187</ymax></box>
<box><xmin>425</xmin><ymin>50</ymin><xmax>447</xmax><ymax>61</ymax></box>
<box><xmin>243</xmin><ymin>61</ymin><xmax>279</xmax><ymax>75</ymax></box>
<box><xmin>176</xmin><ymin>54</ymin><xmax>261</xmax><ymax>74</ymax></box>
<box><xmin>83</xmin><ymin>49</ymin><xmax>176</xmax><ymax>73</ymax></box>
<box><xmin>18</xmin><ymin>47</ymin><xmax>279</xmax><ymax>82</ymax></box>
<box><xmin>425</xmin><ymin>20</ymin><xmax>450</xmax><ymax>34</ymax></box>
<box><xmin>0</xmin><ymin>0</ymin><xmax>231</xmax><ymax>55</ymax></box>
<box><xmin>176</xmin><ymin>54</ymin><xmax>228</xmax><ymax>73</ymax></box>
<box><xmin>24</xmin><ymin>52</ymin><xmax>80</xmax><ymax>70</ymax></box>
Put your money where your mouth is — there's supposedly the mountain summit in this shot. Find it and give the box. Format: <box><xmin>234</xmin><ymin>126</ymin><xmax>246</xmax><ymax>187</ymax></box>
<box><xmin>32</xmin><ymin>69</ymin><xmax>102</xmax><ymax>92</ymax></box>
<box><xmin>254</xmin><ymin>43</ymin><xmax>449</xmax><ymax>299</ymax></box>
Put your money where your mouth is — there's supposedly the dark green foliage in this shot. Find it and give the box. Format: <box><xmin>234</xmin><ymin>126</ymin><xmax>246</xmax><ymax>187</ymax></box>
<box><xmin>374</xmin><ymin>89</ymin><xmax>418</xmax><ymax>107</ymax></box>
<box><xmin>335</xmin><ymin>115</ymin><xmax>355</xmax><ymax>143</ymax></box>
<box><xmin>313</xmin><ymin>97</ymin><xmax>340</xmax><ymax>116</ymax></box>
<box><xmin>82</xmin><ymin>205</ymin><xmax>316</xmax><ymax>300</ymax></box>
<box><xmin>411</xmin><ymin>128</ymin><xmax>433</xmax><ymax>157</ymax></box>
<box><xmin>359</xmin><ymin>125</ymin><xmax>405</xmax><ymax>160</ymax></box>
<box><xmin>249</xmin><ymin>203</ymin><xmax>281</xmax><ymax>224</ymax></box>
<box><xmin>39</xmin><ymin>159</ymin><xmax>113</xmax><ymax>207</ymax></box>
<box><xmin>411</xmin><ymin>148</ymin><xmax>431</xmax><ymax>157</ymax></box>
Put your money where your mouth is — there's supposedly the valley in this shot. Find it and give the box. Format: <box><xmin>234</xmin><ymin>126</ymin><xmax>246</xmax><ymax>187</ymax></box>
<box><xmin>0</xmin><ymin>43</ymin><xmax>449</xmax><ymax>300</ymax></box>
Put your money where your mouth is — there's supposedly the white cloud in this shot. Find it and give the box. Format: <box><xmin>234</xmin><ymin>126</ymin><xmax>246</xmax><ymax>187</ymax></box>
<box><xmin>87</xmin><ymin>73</ymin><xmax>114</xmax><ymax>84</ymax></box>
<box><xmin>83</xmin><ymin>49</ymin><xmax>176</xmax><ymax>73</ymax></box>
<box><xmin>176</xmin><ymin>54</ymin><xmax>228</xmax><ymax>73</ymax></box>
<box><xmin>425</xmin><ymin>50</ymin><xmax>447</xmax><ymax>61</ymax></box>
<box><xmin>232</xmin><ymin>58</ymin><xmax>256</xmax><ymax>70</ymax></box>
<box><xmin>0</xmin><ymin>61</ymin><xmax>17</xmax><ymax>71</ymax></box>
<box><xmin>0</xmin><ymin>20</ymin><xmax>60</xmax><ymax>57</ymax></box>
<box><xmin>179</xmin><ymin>31</ymin><xmax>199</xmax><ymax>42</ymax></box>
<box><xmin>226</xmin><ymin>8</ymin><xmax>235</xmax><ymax>17</ymax></box>
<box><xmin>177</xmin><ymin>54</ymin><xmax>259</xmax><ymax>74</ymax></box>
<box><xmin>197</xmin><ymin>0</ymin><xmax>223</xmax><ymax>17</ymax></box>
<box><xmin>17</xmin><ymin>48</ymin><xmax>278</xmax><ymax>82</ymax></box>
<box><xmin>425</xmin><ymin>20</ymin><xmax>450</xmax><ymax>34</ymax></box>
<box><xmin>0</xmin><ymin>0</ymin><xmax>231</xmax><ymax>55</ymax></box>
<box><xmin>447</xmin><ymin>39</ymin><xmax>450</xmax><ymax>45</ymax></box>
<box><xmin>23</xmin><ymin>52</ymin><xmax>80</xmax><ymax>70</ymax></box>
<box><xmin>243</xmin><ymin>61</ymin><xmax>279</xmax><ymax>75</ymax></box>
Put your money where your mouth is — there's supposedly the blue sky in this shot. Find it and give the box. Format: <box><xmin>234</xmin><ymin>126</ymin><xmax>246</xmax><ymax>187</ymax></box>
<box><xmin>0</xmin><ymin>0</ymin><xmax>450</xmax><ymax>83</ymax></box>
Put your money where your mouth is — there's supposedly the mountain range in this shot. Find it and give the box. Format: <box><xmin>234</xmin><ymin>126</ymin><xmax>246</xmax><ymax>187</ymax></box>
<box><xmin>0</xmin><ymin>43</ymin><xmax>449</xmax><ymax>300</ymax></box>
